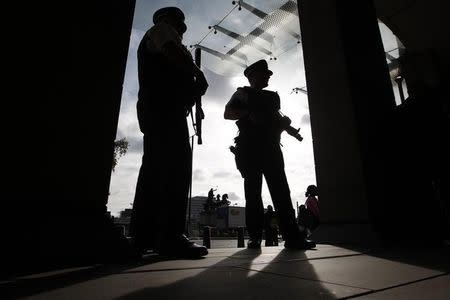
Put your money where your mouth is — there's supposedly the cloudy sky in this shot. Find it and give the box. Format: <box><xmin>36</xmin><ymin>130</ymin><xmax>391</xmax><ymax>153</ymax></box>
<box><xmin>107</xmin><ymin>0</ymin><xmax>401</xmax><ymax>216</ymax></box>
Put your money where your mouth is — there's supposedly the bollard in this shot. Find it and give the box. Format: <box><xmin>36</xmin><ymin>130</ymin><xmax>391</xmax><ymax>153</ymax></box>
<box><xmin>203</xmin><ymin>226</ymin><xmax>211</xmax><ymax>249</ymax></box>
<box><xmin>237</xmin><ymin>226</ymin><xmax>245</xmax><ymax>248</ymax></box>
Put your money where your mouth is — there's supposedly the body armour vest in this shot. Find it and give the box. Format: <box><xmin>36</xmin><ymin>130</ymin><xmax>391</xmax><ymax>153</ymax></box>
<box><xmin>236</xmin><ymin>87</ymin><xmax>282</xmax><ymax>145</ymax></box>
<box><xmin>136</xmin><ymin>33</ymin><xmax>196</xmax><ymax>133</ymax></box>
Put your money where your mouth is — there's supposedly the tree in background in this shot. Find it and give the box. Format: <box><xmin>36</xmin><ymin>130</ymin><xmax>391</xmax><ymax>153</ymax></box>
<box><xmin>112</xmin><ymin>138</ymin><xmax>129</xmax><ymax>172</ymax></box>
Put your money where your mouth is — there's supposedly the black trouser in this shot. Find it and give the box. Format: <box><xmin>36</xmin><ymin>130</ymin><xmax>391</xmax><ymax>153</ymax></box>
<box><xmin>241</xmin><ymin>143</ymin><xmax>304</xmax><ymax>241</ymax></box>
<box><xmin>264</xmin><ymin>225</ymin><xmax>279</xmax><ymax>246</ymax></box>
<box><xmin>298</xmin><ymin>206</ymin><xmax>320</xmax><ymax>231</ymax></box>
<box><xmin>130</xmin><ymin>117</ymin><xmax>191</xmax><ymax>250</ymax></box>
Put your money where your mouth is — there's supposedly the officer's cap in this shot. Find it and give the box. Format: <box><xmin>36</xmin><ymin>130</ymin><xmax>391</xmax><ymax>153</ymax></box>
<box><xmin>244</xmin><ymin>59</ymin><xmax>273</xmax><ymax>78</ymax></box>
<box><xmin>153</xmin><ymin>7</ymin><xmax>185</xmax><ymax>24</ymax></box>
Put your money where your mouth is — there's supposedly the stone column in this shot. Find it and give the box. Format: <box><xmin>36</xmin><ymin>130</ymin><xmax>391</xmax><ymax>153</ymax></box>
<box><xmin>12</xmin><ymin>0</ymin><xmax>137</xmax><ymax>271</ymax></box>
<box><xmin>298</xmin><ymin>0</ymin><xmax>396</xmax><ymax>244</ymax></box>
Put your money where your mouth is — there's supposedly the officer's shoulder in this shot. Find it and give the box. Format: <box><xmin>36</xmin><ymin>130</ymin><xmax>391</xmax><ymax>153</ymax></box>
<box><xmin>142</xmin><ymin>26</ymin><xmax>157</xmax><ymax>42</ymax></box>
<box><xmin>235</xmin><ymin>86</ymin><xmax>251</xmax><ymax>96</ymax></box>
<box><xmin>262</xmin><ymin>89</ymin><xmax>279</xmax><ymax>98</ymax></box>
<box><xmin>229</xmin><ymin>87</ymin><xmax>246</xmax><ymax>101</ymax></box>
<box><xmin>237</xmin><ymin>86</ymin><xmax>251</xmax><ymax>92</ymax></box>
<box><xmin>146</xmin><ymin>22</ymin><xmax>169</xmax><ymax>37</ymax></box>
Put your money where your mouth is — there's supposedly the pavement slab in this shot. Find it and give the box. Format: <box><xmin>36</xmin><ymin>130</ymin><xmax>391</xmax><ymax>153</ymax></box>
<box><xmin>245</xmin><ymin>252</ymin><xmax>445</xmax><ymax>290</ymax></box>
<box><xmin>4</xmin><ymin>244</ymin><xmax>449</xmax><ymax>300</ymax></box>
<box><xmin>351</xmin><ymin>274</ymin><xmax>450</xmax><ymax>300</ymax></box>
<box><xmin>14</xmin><ymin>267</ymin><xmax>368</xmax><ymax>300</ymax></box>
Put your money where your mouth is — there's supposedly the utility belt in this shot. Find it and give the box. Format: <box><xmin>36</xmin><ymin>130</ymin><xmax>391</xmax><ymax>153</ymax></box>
<box><xmin>229</xmin><ymin>132</ymin><xmax>281</xmax><ymax>177</ymax></box>
<box><xmin>235</xmin><ymin>129</ymin><xmax>281</xmax><ymax>146</ymax></box>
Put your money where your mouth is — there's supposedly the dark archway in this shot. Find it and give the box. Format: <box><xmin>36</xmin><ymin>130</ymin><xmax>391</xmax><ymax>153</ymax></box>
<box><xmin>7</xmin><ymin>1</ymin><xmax>137</xmax><ymax>277</ymax></box>
<box><xmin>298</xmin><ymin>0</ymin><xmax>449</xmax><ymax>245</ymax></box>
<box><xmin>7</xmin><ymin>0</ymin><xmax>448</xmax><ymax>278</ymax></box>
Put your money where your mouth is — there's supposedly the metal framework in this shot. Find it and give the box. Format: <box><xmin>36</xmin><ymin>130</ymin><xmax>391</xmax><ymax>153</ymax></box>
<box><xmin>190</xmin><ymin>0</ymin><xmax>403</xmax><ymax>90</ymax></box>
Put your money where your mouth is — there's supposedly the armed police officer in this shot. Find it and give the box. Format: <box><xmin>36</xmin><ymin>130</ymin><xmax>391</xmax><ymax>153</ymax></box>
<box><xmin>224</xmin><ymin>60</ymin><xmax>315</xmax><ymax>249</ymax></box>
<box><xmin>130</xmin><ymin>7</ymin><xmax>209</xmax><ymax>258</ymax></box>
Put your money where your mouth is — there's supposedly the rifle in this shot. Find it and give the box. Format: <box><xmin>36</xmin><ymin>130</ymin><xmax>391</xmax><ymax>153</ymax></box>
<box><xmin>187</xmin><ymin>48</ymin><xmax>205</xmax><ymax>234</ymax></box>
<box><xmin>194</xmin><ymin>48</ymin><xmax>205</xmax><ymax>144</ymax></box>
<box><xmin>278</xmin><ymin>111</ymin><xmax>303</xmax><ymax>142</ymax></box>
<box><xmin>284</xmin><ymin>124</ymin><xmax>303</xmax><ymax>142</ymax></box>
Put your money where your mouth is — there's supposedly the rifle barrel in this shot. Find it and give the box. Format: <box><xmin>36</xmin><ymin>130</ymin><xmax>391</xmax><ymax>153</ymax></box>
<box><xmin>285</xmin><ymin>125</ymin><xmax>303</xmax><ymax>142</ymax></box>
<box><xmin>194</xmin><ymin>48</ymin><xmax>203</xmax><ymax>145</ymax></box>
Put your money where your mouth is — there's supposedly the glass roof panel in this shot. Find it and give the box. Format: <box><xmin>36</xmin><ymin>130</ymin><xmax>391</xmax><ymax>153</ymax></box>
<box><xmin>188</xmin><ymin>0</ymin><xmax>301</xmax><ymax>77</ymax></box>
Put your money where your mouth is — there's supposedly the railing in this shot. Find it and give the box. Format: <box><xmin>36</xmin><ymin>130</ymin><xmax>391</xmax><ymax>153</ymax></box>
<box><xmin>200</xmin><ymin>226</ymin><xmax>279</xmax><ymax>249</ymax></box>
<box><xmin>201</xmin><ymin>226</ymin><xmax>245</xmax><ymax>248</ymax></box>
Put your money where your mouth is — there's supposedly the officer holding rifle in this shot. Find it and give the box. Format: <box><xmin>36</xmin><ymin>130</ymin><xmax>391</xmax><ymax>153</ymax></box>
<box><xmin>224</xmin><ymin>59</ymin><xmax>315</xmax><ymax>249</ymax></box>
<box><xmin>130</xmin><ymin>7</ymin><xmax>208</xmax><ymax>258</ymax></box>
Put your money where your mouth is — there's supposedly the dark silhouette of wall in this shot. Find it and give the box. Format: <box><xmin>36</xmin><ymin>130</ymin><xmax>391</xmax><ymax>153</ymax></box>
<box><xmin>374</xmin><ymin>0</ymin><xmax>450</xmax><ymax>243</ymax></box>
<box><xmin>6</xmin><ymin>1</ymin><xmax>136</xmax><ymax>276</ymax></box>
<box><xmin>299</xmin><ymin>0</ymin><xmax>449</xmax><ymax>245</ymax></box>
<box><xmin>298</xmin><ymin>0</ymin><xmax>397</xmax><ymax>244</ymax></box>
<box><xmin>384</xmin><ymin>50</ymin><xmax>450</xmax><ymax>243</ymax></box>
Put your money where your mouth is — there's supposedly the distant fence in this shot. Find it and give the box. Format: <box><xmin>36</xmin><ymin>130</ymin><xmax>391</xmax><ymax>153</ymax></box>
<box><xmin>199</xmin><ymin>226</ymin><xmax>279</xmax><ymax>249</ymax></box>
<box><xmin>201</xmin><ymin>226</ymin><xmax>245</xmax><ymax>248</ymax></box>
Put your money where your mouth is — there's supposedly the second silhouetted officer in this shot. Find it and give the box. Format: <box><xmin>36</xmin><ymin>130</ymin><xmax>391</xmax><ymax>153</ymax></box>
<box><xmin>224</xmin><ymin>59</ymin><xmax>315</xmax><ymax>250</ymax></box>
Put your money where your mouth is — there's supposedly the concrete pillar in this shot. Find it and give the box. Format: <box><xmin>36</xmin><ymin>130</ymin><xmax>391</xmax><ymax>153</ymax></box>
<box><xmin>298</xmin><ymin>0</ymin><xmax>396</xmax><ymax>244</ymax></box>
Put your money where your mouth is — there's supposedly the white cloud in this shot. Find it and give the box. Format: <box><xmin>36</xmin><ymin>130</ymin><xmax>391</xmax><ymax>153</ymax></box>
<box><xmin>213</xmin><ymin>171</ymin><xmax>234</xmax><ymax>178</ymax></box>
<box><xmin>227</xmin><ymin>192</ymin><xmax>241</xmax><ymax>201</ymax></box>
<box><xmin>300</xmin><ymin>113</ymin><xmax>310</xmax><ymax>125</ymax></box>
<box><xmin>193</xmin><ymin>169</ymin><xmax>206</xmax><ymax>181</ymax></box>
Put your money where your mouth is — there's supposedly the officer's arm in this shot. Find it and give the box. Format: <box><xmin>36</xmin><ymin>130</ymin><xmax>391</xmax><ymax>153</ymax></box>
<box><xmin>162</xmin><ymin>42</ymin><xmax>208</xmax><ymax>96</ymax></box>
<box><xmin>161</xmin><ymin>41</ymin><xmax>203</xmax><ymax>77</ymax></box>
<box><xmin>273</xmin><ymin>93</ymin><xmax>290</xmax><ymax>126</ymax></box>
<box><xmin>150</xmin><ymin>23</ymin><xmax>201</xmax><ymax>76</ymax></box>
<box><xmin>224</xmin><ymin>106</ymin><xmax>249</xmax><ymax>120</ymax></box>
<box><xmin>224</xmin><ymin>91</ymin><xmax>249</xmax><ymax>120</ymax></box>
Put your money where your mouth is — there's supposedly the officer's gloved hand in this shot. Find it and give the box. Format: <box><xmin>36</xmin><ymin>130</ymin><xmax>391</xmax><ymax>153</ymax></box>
<box><xmin>280</xmin><ymin>115</ymin><xmax>291</xmax><ymax>128</ymax></box>
<box><xmin>196</xmin><ymin>71</ymin><xmax>209</xmax><ymax>96</ymax></box>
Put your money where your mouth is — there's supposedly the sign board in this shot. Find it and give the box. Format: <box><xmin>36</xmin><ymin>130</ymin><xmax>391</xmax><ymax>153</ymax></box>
<box><xmin>228</xmin><ymin>206</ymin><xmax>245</xmax><ymax>228</ymax></box>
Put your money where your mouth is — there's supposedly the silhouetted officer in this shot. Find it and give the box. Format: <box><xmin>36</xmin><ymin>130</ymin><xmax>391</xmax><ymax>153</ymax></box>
<box><xmin>224</xmin><ymin>60</ymin><xmax>315</xmax><ymax>249</ymax></box>
<box><xmin>130</xmin><ymin>7</ymin><xmax>208</xmax><ymax>258</ymax></box>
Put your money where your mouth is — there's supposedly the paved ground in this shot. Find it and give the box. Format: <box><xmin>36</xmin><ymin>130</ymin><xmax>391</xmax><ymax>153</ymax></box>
<box><xmin>3</xmin><ymin>243</ymin><xmax>449</xmax><ymax>299</ymax></box>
